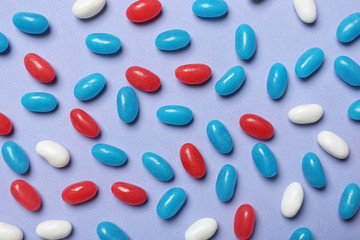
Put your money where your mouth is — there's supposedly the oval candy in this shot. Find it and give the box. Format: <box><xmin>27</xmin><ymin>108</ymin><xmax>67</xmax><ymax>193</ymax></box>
<box><xmin>289</xmin><ymin>227</ymin><xmax>313</xmax><ymax>240</ymax></box>
<box><xmin>36</xmin><ymin>140</ymin><xmax>70</xmax><ymax>168</ymax></box>
<box><xmin>185</xmin><ymin>218</ymin><xmax>218</xmax><ymax>240</ymax></box>
<box><xmin>339</xmin><ymin>183</ymin><xmax>360</xmax><ymax>220</ymax></box>
<box><xmin>293</xmin><ymin>0</ymin><xmax>317</xmax><ymax>24</ymax></box>
<box><xmin>157</xmin><ymin>105</ymin><xmax>193</xmax><ymax>126</ymax></box>
<box><xmin>21</xmin><ymin>92</ymin><xmax>57</xmax><ymax>112</ymax></box>
<box><xmin>72</xmin><ymin>0</ymin><xmax>106</xmax><ymax>19</ymax></box>
<box><xmin>157</xmin><ymin>187</ymin><xmax>187</xmax><ymax>219</ymax></box>
<box><xmin>117</xmin><ymin>86</ymin><xmax>139</xmax><ymax>123</ymax></box>
<box><xmin>142</xmin><ymin>152</ymin><xmax>174</xmax><ymax>181</ymax></box>
<box><xmin>239</xmin><ymin>114</ymin><xmax>274</xmax><ymax>139</ymax></box>
<box><xmin>36</xmin><ymin>220</ymin><xmax>72</xmax><ymax>240</ymax></box>
<box><xmin>86</xmin><ymin>33</ymin><xmax>121</xmax><ymax>55</ymax></box>
<box><xmin>0</xmin><ymin>113</ymin><xmax>12</xmax><ymax>135</ymax></box>
<box><xmin>295</xmin><ymin>47</ymin><xmax>324</xmax><ymax>78</ymax></box>
<box><xmin>12</xmin><ymin>12</ymin><xmax>48</xmax><ymax>34</ymax></box>
<box><xmin>281</xmin><ymin>182</ymin><xmax>304</xmax><ymax>218</ymax></box>
<box><xmin>180</xmin><ymin>143</ymin><xmax>206</xmax><ymax>179</ymax></box>
<box><xmin>235</xmin><ymin>24</ymin><xmax>256</xmax><ymax>60</ymax></box>
<box><xmin>192</xmin><ymin>0</ymin><xmax>228</xmax><ymax>18</ymax></box>
<box><xmin>126</xmin><ymin>66</ymin><xmax>161</xmax><ymax>92</ymax></box>
<box><xmin>97</xmin><ymin>221</ymin><xmax>128</xmax><ymax>240</ymax></box>
<box><xmin>215</xmin><ymin>66</ymin><xmax>245</xmax><ymax>96</ymax></box>
<box><xmin>0</xmin><ymin>32</ymin><xmax>9</xmax><ymax>53</ymax></box>
<box><xmin>288</xmin><ymin>104</ymin><xmax>323</xmax><ymax>124</ymax></box>
<box><xmin>61</xmin><ymin>180</ymin><xmax>97</xmax><ymax>205</ymax></box>
<box><xmin>216</xmin><ymin>164</ymin><xmax>237</xmax><ymax>202</ymax></box>
<box><xmin>175</xmin><ymin>64</ymin><xmax>212</xmax><ymax>85</ymax></box>
<box><xmin>251</xmin><ymin>143</ymin><xmax>278</xmax><ymax>178</ymax></box>
<box><xmin>74</xmin><ymin>73</ymin><xmax>106</xmax><ymax>101</ymax></box>
<box><xmin>155</xmin><ymin>29</ymin><xmax>190</xmax><ymax>51</ymax></box>
<box><xmin>111</xmin><ymin>182</ymin><xmax>147</xmax><ymax>205</ymax></box>
<box><xmin>348</xmin><ymin>99</ymin><xmax>360</xmax><ymax>120</ymax></box>
<box><xmin>206</xmin><ymin>120</ymin><xmax>233</xmax><ymax>154</ymax></box>
<box><xmin>302</xmin><ymin>152</ymin><xmax>326</xmax><ymax>188</ymax></box>
<box><xmin>24</xmin><ymin>53</ymin><xmax>55</xmax><ymax>83</ymax></box>
<box><xmin>337</xmin><ymin>12</ymin><xmax>360</xmax><ymax>43</ymax></box>
<box><xmin>334</xmin><ymin>56</ymin><xmax>360</xmax><ymax>87</ymax></box>
<box><xmin>0</xmin><ymin>222</ymin><xmax>23</xmax><ymax>240</ymax></box>
<box><xmin>92</xmin><ymin>143</ymin><xmax>127</xmax><ymax>167</ymax></box>
<box><xmin>234</xmin><ymin>204</ymin><xmax>255</xmax><ymax>240</ymax></box>
<box><xmin>70</xmin><ymin>108</ymin><xmax>100</xmax><ymax>138</ymax></box>
<box><xmin>2</xmin><ymin>141</ymin><xmax>29</xmax><ymax>174</ymax></box>
<box><xmin>317</xmin><ymin>131</ymin><xmax>349</xmax><ymax>159</ymax></box>
<box><xmin>10</xmin><ymin>179</ymin><xmax>41</xmax><ymax>211</ymax></box>
<box><xmin>126</xmin><ymin>0</ymin><xmax>162</xmax><ymax>23</ymax></box>
<box><xmin>267</xmin><ymin>63</ymin><xmax>288</xmax><ymax>100</ymax></box>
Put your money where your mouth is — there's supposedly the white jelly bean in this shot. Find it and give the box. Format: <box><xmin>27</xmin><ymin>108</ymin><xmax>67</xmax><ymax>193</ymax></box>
<box><xmin>36</xmin><ymin>140</ymin><xmax>70</xmax><ymax>168</ymax></box>
<box><xmin>36</xmin><ymin>220</ymin><xmax>72</xmax><ymax>240</ymax></box>
<box><xmin>0</xmin><ymin>222</ymin><xmax>23</xmax><ymax>240</ymax></box>
<box><xmin>293</xmin><ymin>0</ymin><xmax>317</xmax><ymax>24</ymax></box>
<box><xmin>72</xmin><ymin>0</ymin><xmax>106</xmax><ymax>19</ymax></box>
<box><xmin>185</xmin><ymin>218</ymin><xmax>218</xmax><ymax>240</ymax></box>
<box><xmin>317</xmin><ymin>131</ymin><xmax>349</xmax><ymax>159</ymax></box>
<box><xmin>288</xmin><ymin>104</ymin><xmax>323</xmax><ymax>124</ymax></box>
<box><xmin>281</xmin><ymin>182</ymin><xmax>304</xmax><ymax>218</ymax></box>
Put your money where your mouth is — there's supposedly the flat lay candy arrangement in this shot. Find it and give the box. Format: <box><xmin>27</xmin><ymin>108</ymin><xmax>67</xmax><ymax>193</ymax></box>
<box><xmin>0</xmin><ymin>0</ymin><xmax>360</xmax><ymax>239</ymax></box>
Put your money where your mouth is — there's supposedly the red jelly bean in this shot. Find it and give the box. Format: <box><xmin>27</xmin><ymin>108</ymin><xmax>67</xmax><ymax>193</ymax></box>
<box><xmin>111</xmin><ymin>182</ymin><xmax>147</xmax><ymax>205</ymax></box>
<box><xmin>234</xmin><ymin>204</ymin><xmax>255</xmax><ymax>240</ymax></box>
<box><xmin>0</xmin><ymin>113</ymin><xmax>12</xmax><ymax>135</ymax></box>
<box><xmin>239</xmin><ymin>114</ymin><xmax>274</xmax><ymax>139</ymax></box>
<box><xmin>70</xmin><ymin>108</ymin><xmax>100</xmax><ymax>138</ymax></box>
<box><xmin>126</xmin><ymin>0</ymin><xmax>162</xmax><ymax>23</ymax></box>
<box><xmin>126</xmin><ymin>66</ymin><xmax>161</xmax><ymax>92</ymax></box>
<box><xmin>61</xmin><ymin>181</ymin><xmax>97</xmax><ymax>205</ymax></box>
<box><xmin>24</xmin><ymin>53</ymin><xmax>55</xmax><ymax>83</ymax></box>
<box><xmin>10</xmin><ymin>180</ymin><xmax>41</xmax><ymax>211</ymax></box>
<box><xmin>180</xmin><ymin>143</ymin><xmax>206</xmax><ymax>178</ymax></box>
<box><xmin>175</xmin><ymin>64</ymin><xmax>212</xmax><ymax>85</ymax></box>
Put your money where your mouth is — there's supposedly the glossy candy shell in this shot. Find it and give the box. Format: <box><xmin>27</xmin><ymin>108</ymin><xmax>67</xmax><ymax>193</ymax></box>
<box><xmin>111</xmin><ymin>182</ymin><xmax>147</xmax><ymax>205</ymax></box>
<box><xmin>21</xmin><ymin>92</ymin><xmax>57</xmax><ymax>112</ymax></box>
<box><xmin>235</xmin><ymin>24</ymin><xmax>256</xmax><ymax>60</ymax></box>
<box><xmin>126</xmin><ymin>0</ymin><xmax>162</xmax><ymax>23</ymax></box>
<box><xmin>97</xmin><ymin>221</ymin><xmax>128</xmax><ymax>240</ymax></box>
<box><xmin>295</xmin><ymin>48</ymin><xmax>324</xmax><ymax>78</ymax></box>
<box><xmin>10</xmin><ymin>180</ymin><xmax>41</xmax><ymax>211</ymax></box>
<box><xmin>180</xmin><ymin>143</ymin><xmax>206</xmax><ymax>178</ymax></box>
<box><xmin>61</xmin><ymin>181</ymin><xmax>97</xmax><ymax>205</ymax></box>
<box><xmin>334</xmin><ymin>56</ymin><xmax>360</xmax><ymax>87</ymax></box>
<box><xmin>12</xmin><ymin>12</ymin><xmax>48</xmax><ymax>34</ymax></box>
<box><xmin>216</xmin><ymin>164</ymin><xmax>237</xmax><ymax>202</ymax></box>
<box><xmin>126</xmin><ymin>66</ymin><xmax>161</xmax><ymax>92</ymax></box>
<box><xmin>239</xmin><ymin>114</ymin><xmax>274</xmax><ymax>139</ymax></box>
<box><xmin>117</xmin><ymin>87</ymin><xmax>139</xmax><ymax>123</ymax></box>
<box><xmin>206</xmin><ymin>120</ymin><xmax>233</xmax><ymax>154</ymax></box>
<box><xmin>157</xmin><ymin>105</ymin><xmax>193</xmax><ymax>126</ymax></box>
<box><xmin>251</xmin><ymin>143</ymin><xmax>278</xmax><ymax>178</ymax></box>
<box><xmin>142</xmin><ymin>152</ymin><xmax>174</xmax><ymax>181</ymax></box>
<box><xmin>86</xmin><ymin>33</ymin><xmax>121</xmax><ymax>55</ymax></box>
<box><xmin>0</xmin><ymin>32</ymin><xmax>9</xmax><ymax>53</ymax></box>
<box><xmin>215</xmin><ymin>66</ymin><xmax>245</xmax><ymax>96</ymax></box>
<box><xmin>175</xmin><ymin>64</ymin><xmax>212</xmax><ymax>85</ymax></box>
<box><xmin>24</xmin><ymin>53</ymin><xmax>55</xmax><ymax>83</ymax></box>
<box><xmin>192</xmin><ymin>0</ymin><xmax>228</xmax><ymax>18</ymax></box>
<box><xmin>92</xmin><ymin>144</ymin><xmax>127</xmax><ymax>167</ymax></box>
<box><xmin>348</xmin><ymin>99</ymin><xmax>360</xmax><ymax>120</ymax></box>
<box><xmin>302</xmin><ymin>152</ymin><xmax>326</xmax><ymax>188</ymax></box>
<box><xmin>155</xmin><ymin>29</ymin><xmax>190</xmax><ymax>51</ymax></box>
<box><xmin>0</xmin><ymin>113</ymin><xmax>12</xmax><ymax>135</ymax></box>
<box><xmin>289</xmin><ymin>227</ymin><xmax>313</xmax><ymax>240</ymax></box>
<box><xmin>337</xmin><ymin>12</ymin><xmax>360</xmax><ymax>43</ymax></box>
<box><xmin>339</xmin><ymin>183</ymin><xmax>360</xmax><ymax>220</ymax></box>
<box><xmin>267</xmin><ymin>63</ymin><xmax>287</xmax><ymax>99</ymax></box>
<box><xmin>234</xmin><ymin>204</ymin><xmax>255</xmax><ymax>240</ymax></box>
<box><xmin>74</xmin><ymin>73</ymin><xmax>106</xmax><ymax>101</ymax></box>
<box><xmin>2</xmin><ymin>141</ymin><xmax>29</xmax><ymax>174</ymax></box>
<box><xmin>157</xmin><ymin>188</ymin><xmax>187</xmax><ymax>219</ymax></box>
<box><xmin>70</xmin><ymin>108</ymin><xmax>100</xmax><ymax>138</ymax></box>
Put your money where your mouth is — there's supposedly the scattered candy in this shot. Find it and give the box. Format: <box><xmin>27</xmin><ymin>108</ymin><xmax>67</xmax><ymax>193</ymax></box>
<box><xmin>12</xmin><ymin>12</ymin><xmax>48</xmax><ymax>34</ymax></box>
<box><xmin>61</xmin><ymin>180</ymin><xmax>97</xmax><ymax>204</ymax></box>
<box><xmin>334</xmin><ymin>56</ymin><xmax>360</xmax><ymax>87</ymax></box>
<box><xmin>216</xmin><ymin>164</ymin><xmax>237</xmax><ymax>202</ymax></box>
<box><xmin>74</xmin><ymin>73</ymin><xmax>106</xmax><ymax>101</ymax></box>
<box><xmin>317</xmin><ymin>131</ymin><xmax>349</xmax><ymax>159</ymax></box>
<box><xmin>235</xmin><ymin>24</ymin><xmax>256</xmax><ymax>60</ymax></box>
<box><xmin>72</xmin><ymin>0</ymin><xmax>106</xmax><ymax>19</ymax></box>
<box><xmin>126</xmin><ymin>66</ymin><xmax>161</xmax><ymax>92</ymax></box>
<box><xmin>251</xmin><ymin>143</ymin><xmax>278</xmax><ymax>178</ymax></box>
<box><xmin>36</xmin><ymin>220</ymin><xmax>72</xmax><ymax>240</ymax></box>
<box><xmin>111</xmin><ymin>182</ymin><xmax>147</xmax><ymax>205</ymax></box>
<box><xmin>117</xmin><ymin>86</ymin><xmax>139</xmax><ymax>123</ymax></box>
<box><xmin>336</xmin><ymin>12</ymin><xmax>360</xmax><ymax>43</ymax></box>
<box><xmin>155</xmin><ymin>29</ymin><xmax>191</xmax><ymax>51</ymax></box>
<box><xmin>239</xmin><ymin>114</ymin><xmax>274</xmax><ymax>140</ymax></box>
<box><xmin>0</xmin><ymin>113</ymin><xmax>12</xmax><ymax>135</ymax></box>
<box><xmin>295</xmin><ymin>47</ymin><xmax>324</xmax><ymax>78</ymax></box>
<box><xmin>97</xmin><ymin>221</ymin><xmax>128</xmax><ymax>240</ymax></box>
<box><xmin>157</xmin><ymin>187</ymin><xmax>187</xmax><ymax>219</ymax></box>
<box><xmin>234</xmin><ymin>204</ymin><xmax>255</xmax><ymax>240</ymax></box>
<box><xmin>293</xmin><ymin>0</ymin><xmax>317</xmax><ymax>24</ymax></box>
<box><xmin>0</xmin><ymin>32</ymin><xmax>9</xmax><ymax>53</ymax></box>
<box><xmin>215</xmin><ymin>66</ymin><xmax>245</xmax><ymax>96</ymax></box>
<box><xmin>175</xmin><ymin>64</ymin><xmax>212</xmax><ymax>85</ymax></box>
<box><xmin>157</xmin><ymin>105</ymin><xmax>193</xmax><ymax>126</ymax></box>
<box><xmin>126</xmin><ymin>0</ymin><xmax>162</xmax><ymax>23</ymax></box>
<box><xmin>302</xmin><ymin>152</ymin><xmax>326</xmax><ymax>189</ymax></box>
<box><xmin>2</xmin><ymin>141</ymin><xmax>29</xmax><ymax>174</ymax></box>
<box><xmin>185</xmin><ymin>218</ymin><xmax>218</xmax><ymax>240</ymax></box>
<box><xmin>281</xmin><ymin>182</ymin><xmax>304</xmax><ymax>218</ymax></box>
<box><xmin>0</xmin><ymin>222</ymin><xmax>23</xmax><ymax>240</ymax></box>
<box><xmin>267</xmin><ymin>63</ymin><xmax>288</xmax><ymax>100</ymax></box>
<box><xmin>288</xmin><ymin>104</ymin><xmax>323</xmax><ymax>124</ymax></box>
<box><xmin>180</xmin><ymin>143</ymin><xmax>206</xmax><ymax>178</ymax></box>
<box><xmin>86</xmin><ymin>33</ymin><xmax>121</xmax><ymax>55</ymax></box>
<box><xmin>206</xmin><ymin>120</ymin><xmax>233</xmax><ymax>154</ymax></box>
<box><xmin>92</xmin><ymin>143</ymin><xmax>127</xmax><ymax>167</ymax></box>
<box><xmin>21</xmin><ymin>92</ymin><xmax>57</xmax><ymax>113</ymax></box>
<box><xmin>24</xmin><ymin>53</ymin><xmax>55</xmax><ymax>83</ymax></box>
<box><xmin>339</xmin><ymin>183</ymin><xmax>360</xmax><ymax>220</ymax></box>
<box><xmin>348</xmin><ymin>99</ymin><xmax>360</xmax><ymax>120</ymax></box>
<box><xmin>289</xmin><ymin>227</ymin><xmax>312</xmax><ymax>240</ymax></box>
<box><xmin>10</xmin><ymin>179</ymin><xmax>41</xmax><ymax>211</ymax></box>
<box><xmin>70</xmin><ymin>108</ymin><xmax>100</xmax><ymax>138</ymax></box>
<box><xmin>142</xmin><ymin>152</ymin><xmax>174</xmax><ymax>181</ymax></box>
<box><xmin>192</xmin><ymin>0</ymin><xmax>228</xmax><ymax>18</ymax></box>
<box><xmin>36</xmin><ymin>140</ymin><xmax>70</xmax><ymax>168</ymax></box>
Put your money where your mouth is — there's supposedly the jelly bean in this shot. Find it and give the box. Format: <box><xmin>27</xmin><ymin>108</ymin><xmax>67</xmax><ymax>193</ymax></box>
<box><xmin>0</xmin><ymin>222</ymin><xmax>23</xmax><ymax>240</ymax></box>
<box><xmin>239</xmin><ymin>114</ymin><xmax>274</xmax><ymax>139</ymax></box>
<box><xmin>21</xmin><ymin>92</ymin><xmax>57</xmax><ymax>112</ymax></box>
<box><xmin>36</xmin><ymin>140</ymin><xmax>70</xmax><ymax>168</ymax></box>
<box><xmin>61</xmin><ymin>181</ymin><xmax>97</xmax><ymax>205</ymax></box>
<box><xmin>0</xmin><ymin>32</ymin><xmax>9</xmax><ymax>53</ymax></box>
<box><xmin>302</xmin><ymin>152</ymin><xmax>326</xmax><ymax>188</ymax></box>
<box><xmin>74</xmin><ymin>73</ymin><xmax>106</xmax><ymax>101</ymax></box>
<box><xmin>289</xmin><ymin>227</ymin><xmax>312</xmax><ymax>240</ymax></box>
<box><xmin>288</xmin><ymin>104</ymin><xmax>323</xmax><ymax>124</ymax></box>
<box><xmin>0</xmin><ymin>113</ymin><xmax>12</xmax><ymax>135</ymax></box>
<box><xmin>157</xmin><ymin>187</ymin><xmax>186</xmax><ymax>219</ymax></box>
<box><xmin>293</xmin><ymin>0</ymin><xmax>317</xmax><ymax>24</ymax></box>
<box><xmin>180</xmin><ymin>143</ymin><xmax>206</xmax><ymax>178</ymax></box>
<box><xmin>185</xmin><ymin>218</ymin><xmax>218</xmax><ymax>240</ymax></box>
<box><xmin>2</xmin><ymin>141</ymin><xmax>29</xmax><ymax>174</ymax></box>
<box><xmin>295</xmin><ymin>48</ymin><xmax>324</xmax><ymax>78</ymax></box>
<box><xmin>70</xmin><ymin>108</ymin><xmax>100</xmax><ymax>138</ymax></box>
<box><xmin>267</xmin><ymin>63</ymin><xmax>287</xmax><ymax>100</ymax></box>
<box><xmin>337</xmin><ymin>12</ymin><xmax>360</xmax><ymax>43</ymax></box>
<box><xmin>126</xmin><ymin>66</ymin><xmax>161</xmax><ymax>92</ymax></box>
<box><xmin>235</xmin><ymin>24</ymin><xmax>256</xmax><ymax>60</ymax></box>
<box><xmin>216</xmin><ymin>164</ymin><xmax>237</xmax><ymax>202</ymax></box>
<box><xmin>192</xmin><ymin>0</ymin><xmax>228</xmax><ymax>18</ymax></box>
<box><xmin>86</xmin><ymin>33</ymin><xmax>121</xmax><ymax>55</ymax></box>
<box><xmin>24</xmin><ymin>53</ymin><xmax>55</xmax><ymax>83</ymax></box>
<box><xmin>281</xmin><ymin>182</ymin><xmax>304</xmax><ymax>218</ymax></box>
<box><xmin>175</xmin><ymin>64</ymin><xmax>212</xmax><ymax>85</ymax></box>
<box><xmin>155</xmin><ymin>29</ymin><xmax>191</xmax><ymax>51</ymax></box>
<box><xmin>92</xmin><ymin>144</ymin><xmax>127</xmax><ymax>167</ymax></box>
<box><xmin>12</xmin><ymin>12</ymin><xmax>48</xmax><ymax>34</ymax></box>
<box><xmin>126</xmin><ymin>0</ymin><xmax>162</xmax><ymax>23</ymax></box>
<box><xmin>348</xmin><ymin>99</ymin><xmax>360</xmax><ymax>120</ymax></box>
<box><xmin>72</xmin><ymin>0</ymin><xmax>106</xmax><ymax>19</ymax></box>
<box><xmin>142</xmin><ymin>152</ymin><xmax>174</xmax><ymax>181</ymax></box>
<box><xmin>97</xmin><ymin>221</ymin><xmax>128</xmax><ymax>240</ymax></box>
<box><xmin>317</xmin><ymin>131</ymin><xmax>349</xmax><ymax>159</ymax></box>
<box><xmin>251</xmin><ymin>143</ymin><xmax>278</xmax><ymax>178</ymax></box>
<box><xmin>234</xmin><ymin>204</ymin><xmax>255</xmax><ymax>240</ymax></box>
<box><xmin>206</xmin><ymin>120</ymin><xmax>233</xmax><ymax>154</ymax></box>
<box><xmin>339</xmin><ymin>183</ymin><xmax>360</xmax><ymax>219</ymax></box>
<box><xmin>111</xmin><ymin>182</ymin><xmax>147</xmax><ymax>205</ymax></box>
<box><xmin>10</xmin><ymin>179</ymin><xmax>41</xmax><ymax>211</ymax></box>
<box><xmin>117</xmin><ymin>87</ymin><xmax>139</xmax><ymax>123</ymax></box>
<box><xmin>157</xmin><ymin>105</ymin><xmax>193</xmax><ymax>126</ymax></box>
<box><xmin>334</xmin><ymin>56</ymin><xmax>360</xmax><ymax>87</ymax></box>
<box><xmin>215</xmin><ymin>66</ymin><xmax>245</xmax><ymax>96</ymax></box>
<box><xmin>36</xmin><ymin>220</ymin><xmax>72</xmax><ymax>240</ymax></box>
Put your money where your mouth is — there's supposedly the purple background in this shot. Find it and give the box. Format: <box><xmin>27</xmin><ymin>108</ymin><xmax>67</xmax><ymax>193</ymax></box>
<box><xmin>1</xmin><ymin>0</ymin><xmax>360</xmax><ymax>239</ymax></box>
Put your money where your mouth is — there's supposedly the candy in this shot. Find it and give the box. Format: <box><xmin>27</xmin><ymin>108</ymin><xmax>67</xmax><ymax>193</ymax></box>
<box><xmin>293</xmin><ymin>0</ymin><xmax>317</xmax><ymax>24</ymax></box>
<box><xmin>91</xmin><ymin>144</ymin><xmax>127</xmax><ymax>167</ymax></box>
<box><xmin>125</xmin><ymin>66</ymin><xmax>161</xmax><ymax>92</ymax></box>
<box><xmin>2</xmin><ymin>141</ymin><xmax>29</xmax><ymax>174</ymax></box>
<box><xmin>317</xmin><ymin>131</ymin><xmax>349</xmax><ymax>159</ymax></box>
<box><xmin>0</xmin><ymin>32</ymin><xmax>9</xmax><ymax>53</ymax></box>
<box><xmin>0</xmin><ymin>222</ymin><xmax>23</xmax><ymax>240</ymax></box>
<box><xmin>155</xmin><ymin>29</ymin><xmax>191</xmax><ymax>51</ymax></box>
<box><xmin>339</xmin><ymin>183</ymin><xmax>360</xmax><ymax>219</ymax></box>
<box><xmin>10</xmin><ymin>180</ymin><xmax>41</xmax><ymax>211</ymax></box>
<box><xmin>0</xmin><ymin>113</ymin><xmax>12</xmax><ymax>135</ymax></box>
<box><xmin>215</xmin><ymin>66</ymin><xmax>245</xmax><ymax>96</ymax></box>
<box><xmin>281</xmin><ymin>182</ymin><xmax>304</xmax><ymax>218</ymax></box>
<box><xmin>180</xmin><ymin>143</ymin><xmax>206</xmax><ymax>178</ymax></box>
<box><xmin>12</xmin><ymin>12</ymin><xmax>48</xmax><ymax>34</ymax></box>
<box><xmin>348</xmin><ymin>99</ymin><xmax>360</xmax><ymax>120</ymax></box>
<box><xmin>157</xmin><ymin>105</ymin><xmax>193</xmax><ymax>126</ymax></box>
<box><xmin>267</xmin><ymin>63</ymin><xmax>287</xmax><ymax>100</ymax></box>
<box><xmin>206</xmin><ymin>120</ymin><xmax>233</xmax><ymax>154</ymax></box>
<box><xmin>97</xmin><ymin>221</ymin><xmax>128</xmax><ymax>240</ymax></box>
<box><xmin>111</xmin><ymin>182</ymin><xmax>147</xmax><ymax>205</ymax></box>
<box><xmin>36</xmin><ymin>140</ymin><xmax>70</xmax><ymax>168</ymax></box>
<box><xmin>302</xmin><ymin>152</ymin><xmax>326</xmax><ymax>188</ymax></box>
<box><xmin>185</xmin><ymin>218</ymin><xmax>218</xmax><ymax>240</ymax></box>
<box><xmin>337</xmin><ymin>12</ymin><xmax>360</xmax><ymax>43</ymax></box>
<box><xmin>74</xmin><ymin>73</ymin><xmax>106</xmax><ymax>101</ymax></box>
<box><xmin>239</xmin><ymin>114</ymin><xmax>274</xmax><ymax>139</ymax></box>
<box><xmin>234</xmin><ymin>204</ymin><xmax>255</xmax><ymax>240</ymax></box>
<box><xmin>86</xmin><ymin>33</ymin><xmax>121</xmax><ymax>55</ymax></box>
<box><xmin>36</xmin><ymin>220</ymin><xmax>72</xmax><ymax>240</ymax></box>
<box><xmin>235</xmin><ymin>24</ymin><xmax>256</xmax><ymax>60</ymax></box>
<box><xmin>192</xmin><ymin>0</ymin><xmax>228</xmax><ymax>18</ymax></box>
<box><xmin>334</xmin><ymin>56</ymin><xmax>360</xmax><ymax>86</ymax></box>
<box><xmin>288</xmin><ymin>104</ymin><xmax>323</xmax><ymax>124</ymax></box>
<box><xmin>62</xmin><ymin>181</ymin><xmax>97</xmax><ymax>205</ymax></box>
<box><xmin>72</xmin><ymin>0</ymin><xmax>106</xmax><ymax>19</ymax></box>
<box><xmin>289</xmin><ymin>227</ymin><xmax>312</xmax><ymax>240</ymax></box>
<box><xmin>24</xmin><ymin>53</ymin><xmax>55</xmax><ymax>83</ymax></box>
<box><xmin>295</xmin><ymin>48</ymin><xmax>324</xmax><ymax>78</ymax></box>
<box><xmin>175</xmin><ymin>64</ymin><xmax>212</xmax><ymax>85</ymax></box>
<box><xmin>117</xmin><ymin>87</ymin><xmax>139</xmax><ymax>123</ymax></box>
<box><xmin>142</xmin><ymin>152</ymin><xmax>174</xmax><ymax>181</ymax></box>
<box><xmin>216</xmin><ymin>164</ymin><xmax>237</xmax><ymax>202</ymax></box>
<box><xmin>70</xmin><ymin>108</ymin><xmax>100</xmax><ymax>138</ymax></box>
<box><xmin>21</xmin><ymin>92</ymin><xmax>57</xmax><ymax>112</ymax></box>
<box><xmin>126</xmin><ymin>0</ymin><xmax>162</xmax><ymax>23</ymax></box>
<box><xmin>157</xmin><ymin>187</ymin><xmax>187</xmax><ymax>219</ymax></box>
<box><xmin>251</xmin><ymin>143</ymin><xmax>278</xmax><ymax>178</ymax></box>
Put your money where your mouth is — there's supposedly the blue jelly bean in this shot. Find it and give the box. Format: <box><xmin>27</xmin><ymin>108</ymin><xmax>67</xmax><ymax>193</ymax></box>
<box><xmin>216</xmin><ymin>164</ymin><xmax>237</xmax><ymax>202</ymax></box>
<box><xmin>12</xmin><ymin>12</ymin><xmax>48</xmax><ymax>34</ymax></box>
<box><xmin>206</xmin><ymin>120</ymin><xmax>233</xmax><ymax>154</ymax></box>
<box><xmin>295</xmin><ymin>48</ymin><xmax>324</xmax><ymax>78</ymax></box>
<box><xmin>235</xmin><ymin>24</ymin><xmax>256</xmax><ymax>60</ymax></box>
<box><xmin>21</xmin><ymin>92</ymin><xmax>57</xmax><ymax>112</ymax></box>
<box><xmin>215</xmin><ymin>66</ymin><xmax>245</xmax><ymax>96</ymax></box>
<box><xmin>302</xmin><ymin>152</ymin><xmax>326</xmax><ymax>188</ymax></box>
<box><xmin>334</xmin><ymin>56</ymin><xmax>360</xmax><ymax>87</ymax></box>
<box><xmin>192</xmin><ymin>0</ymin><xmax>228</xmax><ymax>18</ymax></box>
<box><xmin>348</xmin><ymin>99</ymin><xmax>360</xmax><ymax>120</ymax></box>
<box><xmin>337</xmin><ymin>12</ymin><xmax>360</xmax><ymax>43</ymax></box>
<box><xmin>267</xmin><ymin>63</ymin><xmax>288</xmax><ymax>100</ymax></box>
<box><xmin>157</xmin><ymin>187</ymin><xmax>186</xmax><ymax>219</ymax></box>
<box><xmin>86</xmin><ymin>33</ymin><xmax>121</xmax><ymax>55</ymax></box>
<box><xmin>2</xmin><ymin>141</ymin><xmax>29</xmax><ymax>174</ymax></box>
<box><xmin>251</xmin><ymin>143</ymin><xmax>278</xmax><ymax>178</ymax></box>
<box><xmin>117</xmin><ymin>87</ymin><xmax>138</xmax><ymax>123</ymax></box>
<box><xmin>97</xmin><ymin>221</ymin><xmax>128</xmax><ymax>240</ymax></box>
<box><xmin>289</xmin><ymin>227</ymin><xmax>313</xmax><ymax>240</ymax></box>
<box><xmin>74</xmin><ymin>73</ymin><xmax>105</xmax><ymax>101</ymax></box>
<box><xmin>155</xmin><ymin>29</ymin><xmax>190</xmax><ymax>51</ymax></box>
<box><xmin>339</xmin><ymin>183</ymin><xmax>360</xmax><ymax>220</ymax></box>
<box><xmin>142</xmin><ymin>152</ymin><xmax>174</xmax><ymax>181</ymax></box>
<box><xmin>91</xmin><ymin>144</ymin><xmax>127</xmax><ymax>167</ymax></box>
<box><xmin>0</xmin><ymin>32</ymin><xmax>9</xmax><ymax>53</ymax></box>
<box><xmin>156</xmin><ymin>105</ymin><xmax>193</xmax><ymax>126</ymax></box>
